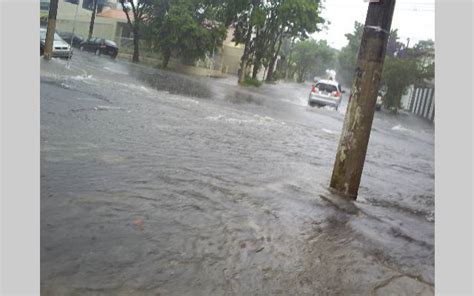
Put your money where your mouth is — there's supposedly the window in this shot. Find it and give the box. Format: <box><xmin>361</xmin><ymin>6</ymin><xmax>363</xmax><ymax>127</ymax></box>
<box><xmin>40</xmin><ymin>1</ymin><xmax>50</xmax><ymax>11</ymax></box>
<box><xmin>315</xmin><ymin>83</ymin><xmax>338</xmax><ymax>93</ymax></box>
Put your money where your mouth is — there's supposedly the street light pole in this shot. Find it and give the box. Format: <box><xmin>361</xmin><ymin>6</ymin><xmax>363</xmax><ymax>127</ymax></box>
<box><xmin>329</xmin><ymin>0</ymin><xmax>396</xmax><ymax>199</ymax></box>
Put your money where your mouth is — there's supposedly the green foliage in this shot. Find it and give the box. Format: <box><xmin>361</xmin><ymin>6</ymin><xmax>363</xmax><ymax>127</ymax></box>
<box><xmin>382</xmin><ymin>39</ymin><xmax>435</xmax><ymax>111</ymax></box>
<box><xmin>337</xmin><ymin>21</ymin><xmax>364</xmax><ymax>85</ymax></box>
<box><xmin>337</xmin><ymin>22</ymin><xmax>401</xmax><ymax>85</ymax></box>
<box><xmin>146</xmin><ymin>0</ymin><xmax>227</xmax><ymax>68</ymax></box>
<box><xmin>293</xmin><ymin>39</ymin><xmax>336</xmax><ymax>82</ymax></box>
<box><xmin>227</xmin><ymin>0</ymin><xmax>325</xmax><ymax>82</ymax></box>
<box><xmin>242</xmin><ymin>77</ymin><xmax>263</xmax><ymax>87</ymax></box>
<box><xmin>382</xmin><ymin>56</ymin><xmax>418</xmax><ymax>110</ymax></box>
<box><xmin>337</xmin><ymin>22</ymin><xmax>435</xmax><ymax>112</ymax></box>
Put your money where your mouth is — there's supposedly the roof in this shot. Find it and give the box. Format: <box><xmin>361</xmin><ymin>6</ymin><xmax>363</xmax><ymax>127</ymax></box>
<box><xmin>97</xmin><ymin>8</ymin><xmax>133</xmax><ymax>21</ymax></box>
<box><xmin>316</xmin><ymin>79</ymin><xmax>340</xmax><ymax>86</ymax></box>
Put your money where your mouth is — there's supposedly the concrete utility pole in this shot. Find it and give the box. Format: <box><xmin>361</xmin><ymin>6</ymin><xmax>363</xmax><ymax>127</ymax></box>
<box><xmin>44</xmin><ymin>0</ymin><xmax>59</xmax><ymax>60</ymax></box>
<box><xmin>88</xmin><ymin>0</ymin><xmax>99</xmax><ymax>40</ymax></box>
<box><xmin>330</xmin><ymin>0</ymin><xmax>396</xmax><ymax>199</ymax></box>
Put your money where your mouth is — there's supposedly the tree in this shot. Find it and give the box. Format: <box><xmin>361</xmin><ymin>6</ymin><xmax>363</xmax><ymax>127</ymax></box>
<box><xmin>231</xmin><ymin>0</ymin><xmax>263</xmax><ymax>83</ymax></box>
<box><xmin>227</xmin><ymin>0</ymin><xmax>324</xmax><ymax>84</ymax></box>
<box><xmin>147</xmin><ymin>0</ymin><xmax>227</xmax><ymax>68</ymax></box>
<box><xmin>338</xmin><ymin>22</ymin><xmax>405</xmax><ymax>85</ymax></box>
<box><xmin>44</xmin><ymin>0</ymin><xmax>59</xmax><ymax>60</ymax></box>
<box><xmin>381</xmin><ymin>39</ymin><xmax>435</xmax><ymax>112</ymax></box>
<box><xmin>88</xmin><ymin>0</ymin><xmax>99</xmax><ymax>39</ymax></box>
<box><xmin>265</xmin><ymin>0</ymin><xmax>324</xmax><ymax>82</ymax></box>
<box><xmin>381</xmin><ymin>57</ymin><xmax>418</xmax><ymax>110</ymax></box>
<box><xmin>337</xmin><ymin>21</ymin><xmax>364</xmax><ymax>85</ymax></box>
<box><xmin>119</xmin><ymin>0</ymin><xmax>152</xmax><ymax>63</ymax></box>
<box><xmin>292</xmin><ymin>39</ymin><xmax>335</xmax><ymax>82</ymax></box>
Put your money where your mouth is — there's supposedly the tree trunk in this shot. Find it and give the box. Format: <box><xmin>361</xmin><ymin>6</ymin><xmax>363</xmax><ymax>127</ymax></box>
<box><xmin>252</xmin><ymin>61</ymin><xmax>261</xmax><ymax>79</ymax></box>
<box><xmin>266</xmin><ymin>29</ymin><xmax>284</xmax><ymax>82</ymax></box>
<box><xmin>44</xmin><ymin>0</ymin><xmax>59</xmax><ymax>60</ymax></box>
<box><xmin>88</xmin><ymin>0</ymin><xmax>98</xmax><ymax>40</ymax></box>
<box><xmin>162</xmin><ymin>50</ymin><xmax>171</xmax><ymax>68</ymax></box>
<box><xmin>285</xmin><ymin>37</ymin><xmax>296</xmax><ymax>80</ymax></box>
<box><xmin>132</xmin><ymin>25</ymin><xmax>140</xmax><ymax>63</ymax></box>
<box><xmin>119</xmin><ymin>0</ymin><xmax>139</xmax><ymax>63</ymax></box>
<box><xmin>238</xmin><ymin>24</ymin><xmax>253</xmax><ymax>84</ymax></box>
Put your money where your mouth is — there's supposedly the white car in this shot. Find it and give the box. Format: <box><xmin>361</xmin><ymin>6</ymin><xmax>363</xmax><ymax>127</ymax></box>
<box><xmin>308</xmin><ymin>79</ymin><xmax>345</xmax><ymax>111</ymax></box>
<box><xmin>40</xmin><ymin>28</ymin><xmax>72</xmax><ymax>59</ymax></box>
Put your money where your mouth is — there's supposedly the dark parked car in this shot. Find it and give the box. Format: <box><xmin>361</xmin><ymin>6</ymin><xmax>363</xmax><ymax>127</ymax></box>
<box><xmin>79</xmin><ymin>38</ymin><xmax>118</xmax><ymax>59</ymax></box>
<box><xmin>57</xmin><ymin>31</ymin><xmax>84</xmax><ymax>48</ymax></box>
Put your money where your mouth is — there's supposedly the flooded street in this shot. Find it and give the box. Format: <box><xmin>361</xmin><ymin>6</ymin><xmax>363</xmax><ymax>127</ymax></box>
<box><xmin>41</xmin><ymin>53</ymin><xmax>434</xmax><ymax>295</ymax></box>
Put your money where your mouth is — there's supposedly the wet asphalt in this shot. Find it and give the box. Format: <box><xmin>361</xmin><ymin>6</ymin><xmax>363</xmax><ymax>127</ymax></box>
<box><xmin>40</xmin><ymin>52</ymin><xmax>434</xmax><ymax>295</ymax></box>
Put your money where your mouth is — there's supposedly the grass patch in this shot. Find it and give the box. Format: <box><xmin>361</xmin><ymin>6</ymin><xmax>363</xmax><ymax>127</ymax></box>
<box><xmin>242</xmin><ymin>77</ymin><xmax>263</xmax><ymax>87</ymax></box>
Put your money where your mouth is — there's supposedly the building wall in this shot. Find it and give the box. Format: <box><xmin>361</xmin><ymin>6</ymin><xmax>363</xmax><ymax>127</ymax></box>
<box><xmin>220</xmin><ymin>45</ymin><xmax>243</xmax><ymax>75</ymax></box>
<box><xmin>55</xmin><ymin>0</ymin><xmax>123</xmax><ymax>40</ymax></box>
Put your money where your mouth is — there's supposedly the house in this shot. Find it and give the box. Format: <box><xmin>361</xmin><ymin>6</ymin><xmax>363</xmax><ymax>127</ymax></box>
<box><xmin>41</xmin><ymin>0</ymin><xmax>131</xmax><ymax>42</ymax></box>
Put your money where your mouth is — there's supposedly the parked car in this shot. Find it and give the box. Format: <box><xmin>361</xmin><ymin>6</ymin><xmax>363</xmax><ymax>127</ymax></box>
<box><xmin>40</xmin><ymin>28</ymin><xmax>72</xmax><ymax>59</ymax></box>
<box><xmin>57</xmin><ymin>31</ymin><xmax>84</xmax><ymax>48</ymax></box>
<box><xmin>375</xmin><ymin>92</ymin><xmax>384</xmax><ymax>111</ymax></box>
<box><xmin>308</xmin><ymin>79</ymin><xmax>345</xmax><ymax>111</ymax></box>
<box><xmin>79</xmin><ymin>37</ymin><xmax>118</xmax><ymax>59</ymax></box>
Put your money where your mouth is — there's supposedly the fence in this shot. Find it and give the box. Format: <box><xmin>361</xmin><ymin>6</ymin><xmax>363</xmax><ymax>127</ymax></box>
<box><xmin>408</xmin><ymin>85</ymin><xmax>435</xmax><ymax>122</ymax></box>
<box><xmin>115</xmin><ymin>37</ymin><xmax>161</xmax><ymax>59</ymax></box>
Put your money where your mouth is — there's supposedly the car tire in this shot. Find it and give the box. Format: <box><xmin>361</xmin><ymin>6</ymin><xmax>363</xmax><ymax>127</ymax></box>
<box><xmin>95</xmin><ymin>49</ymin><xmax>101</xmax><ymax>56</ymax></box>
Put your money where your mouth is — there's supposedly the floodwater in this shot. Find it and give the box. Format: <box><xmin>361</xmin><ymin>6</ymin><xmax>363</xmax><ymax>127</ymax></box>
<box><xmin>41</xmin><ymin>52</ymin><xmax>434</xmax><ymax>295</ymax></box>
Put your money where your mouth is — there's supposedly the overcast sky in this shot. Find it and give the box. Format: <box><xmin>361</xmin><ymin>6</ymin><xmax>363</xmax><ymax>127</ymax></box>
<box><xmin>313</xmin><ymin>0</ymin><xmax>435</xmax><ymax>50</ymax></box>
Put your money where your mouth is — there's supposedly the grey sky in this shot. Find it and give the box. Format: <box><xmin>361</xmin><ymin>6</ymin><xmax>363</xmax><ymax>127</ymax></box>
<box><xmin>313</xmin><ymin>0</ymin><xmax>435</xmax><ymax>50</ymax></box>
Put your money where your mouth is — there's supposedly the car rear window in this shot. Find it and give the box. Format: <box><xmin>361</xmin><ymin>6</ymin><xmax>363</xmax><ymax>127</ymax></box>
<box><xmin>315</xmin><ymin>83</ymin><xmax>338</xmax><ymax>93</ymax></box>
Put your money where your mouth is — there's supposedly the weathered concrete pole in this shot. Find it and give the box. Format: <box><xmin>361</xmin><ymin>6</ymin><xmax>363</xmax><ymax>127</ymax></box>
<box><xmin>330</xmin><ymin>0</ymin><xmax>396</xmax><ymax>199</ymax></box>
<box><xmin>43</xmin><ymin>0</ymin><xmax>59</xmax><ymax>60</ymax></box>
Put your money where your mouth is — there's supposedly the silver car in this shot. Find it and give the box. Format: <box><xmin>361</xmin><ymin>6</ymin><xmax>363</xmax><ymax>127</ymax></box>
<box><xmin>308</xmin><ymin>79</ymin><xmax>344</xmax><ymax>111</ymax></box>
<box><xmin>40</xmin><ymin>28</ymin><xmax>72</xmax><ymax>59</ymax></box>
